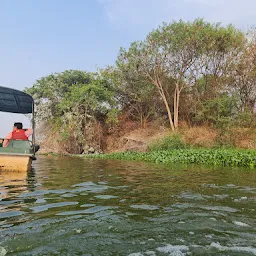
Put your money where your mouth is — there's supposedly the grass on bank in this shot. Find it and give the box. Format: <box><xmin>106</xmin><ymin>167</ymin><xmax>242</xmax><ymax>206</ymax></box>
<box><xmin>86</xmin><ymin>134</ymin><xmax>256</xmax><ymax>168</ymax></box>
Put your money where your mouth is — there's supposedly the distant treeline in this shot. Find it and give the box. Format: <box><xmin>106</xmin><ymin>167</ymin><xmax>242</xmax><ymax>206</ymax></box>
<box><xmin>26</xmin><ymin>19</ymin><xmax>256</xmax><ymax>153</ymax></box>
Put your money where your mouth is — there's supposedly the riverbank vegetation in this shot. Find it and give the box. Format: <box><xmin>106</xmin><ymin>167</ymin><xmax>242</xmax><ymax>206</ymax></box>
<box><xmin>87</xmin><ymin>133</ymin><xmax>256</xmax><ymax>168</ymax></box>
<box><xmin>87</xmin><ymin>149</ymin><xmax>256</xmax><ymax>168</ymax></box>
<box><xmin>26</xmin><ymin>19</ymin><xmax>256</xmax><ymax>154</ymax></box>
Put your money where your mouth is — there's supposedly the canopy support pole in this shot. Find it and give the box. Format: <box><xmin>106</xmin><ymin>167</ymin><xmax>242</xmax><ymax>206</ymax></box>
<box><xmin>32</xmin><ymin>100</ymin><xmax>35</xmax><ymax>154</ymax></box>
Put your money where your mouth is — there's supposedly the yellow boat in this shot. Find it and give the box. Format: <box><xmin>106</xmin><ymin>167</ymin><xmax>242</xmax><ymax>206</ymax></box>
<box><xmin>0</xmin><ymin>86</ymin><xmax>36</xmax><ymax>172</ymax></box>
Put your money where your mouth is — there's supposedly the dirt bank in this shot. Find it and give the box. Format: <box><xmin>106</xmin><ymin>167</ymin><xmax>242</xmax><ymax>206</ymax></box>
<box><xmin>38</xmin><ymin>120</ymin><xmax>256</xmax><ymax>155</ymax></box>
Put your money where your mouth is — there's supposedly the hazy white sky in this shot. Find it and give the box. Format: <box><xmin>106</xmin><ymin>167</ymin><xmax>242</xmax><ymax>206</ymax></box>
<box><xmin>98</xmin><ymin>0</ymin><xmax>256</xmax><ymax>31</ymax></box>
<box><xmin>1</xmin><ymin>0</ymin><xmax>256</xmax><ymax>137</ymax></box>
<box><xmin>0</xmin><ymin>113</ymin><xmax>31</xmax><ymax>138</ymax></box>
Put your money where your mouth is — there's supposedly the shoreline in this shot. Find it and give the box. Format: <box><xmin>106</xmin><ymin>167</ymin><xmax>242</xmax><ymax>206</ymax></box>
<box><xmin>39</xmin><ymin>148</ymin><xmax>256</xmax><ymax>169</ymax></box>
<box><xmin>85</xmin><ymin>148</ymin><xmax>256</xmax><ymax>168</ymax></box>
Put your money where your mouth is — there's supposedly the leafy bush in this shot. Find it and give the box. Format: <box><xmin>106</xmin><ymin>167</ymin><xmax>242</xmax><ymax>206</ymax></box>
<box><xmin>235</xmin><ymin>111</ymin><xmax>256</xmax><ymax>128</ymax></box>
<box><xmin>214</xmin><ymin>129</ymin><xmax>236</xmax><ymax>148</ymax></box>
<box><xmin>148</xmin><ymin>134</ymin><xmax>187</xmax><ymax>151</ymax></box>
<box><xmin>193</xmin><ymin>94</ymin><xmax>237</xmax><ymax>127</ymax></box>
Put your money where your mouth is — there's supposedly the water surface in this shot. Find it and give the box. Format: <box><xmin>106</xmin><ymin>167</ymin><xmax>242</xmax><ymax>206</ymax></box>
<box><xmin>0</xmin><ymin>156</ymin><xmax>255</xmax><ymax>255</ymax></box>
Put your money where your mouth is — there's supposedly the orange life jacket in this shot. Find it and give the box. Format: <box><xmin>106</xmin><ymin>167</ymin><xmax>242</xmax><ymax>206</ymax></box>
<box><xmin>11</xmin><ymin>129</ymin><xmax>28</xmax><ymax>141</ymax></box>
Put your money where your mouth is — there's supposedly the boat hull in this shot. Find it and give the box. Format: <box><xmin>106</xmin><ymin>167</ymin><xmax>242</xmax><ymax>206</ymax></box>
<box><xmin>0</xmin><ymin>155</ymin><xmax>32</xmax><ymax>172</ymax></box>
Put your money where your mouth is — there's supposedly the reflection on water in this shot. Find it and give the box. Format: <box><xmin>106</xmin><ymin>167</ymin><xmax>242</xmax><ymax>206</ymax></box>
<box><xmin>0</xmin><ymin>169</ymin><xmax>37</xmax><ymax>226</ymax></box>
<box><xmin>0</xmin><ymin>156</ymin><xmax>255</xmax><ymax>255</ymax></box>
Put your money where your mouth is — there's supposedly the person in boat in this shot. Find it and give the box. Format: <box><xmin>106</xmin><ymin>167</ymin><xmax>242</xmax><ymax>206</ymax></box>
<box><xmin>3</xmin><ymin>122</ymin><xmax>33</xmax><ymax>147</ymax></box>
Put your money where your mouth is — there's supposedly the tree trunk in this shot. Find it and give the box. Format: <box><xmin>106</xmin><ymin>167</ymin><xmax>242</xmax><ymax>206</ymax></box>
<box><xmin>161</xmin><ymin>91</ymin><xmax>175</xmax><ymax>131</ymax></box>
<box><xmin>140</xmin><ymin>104</ymin><xmax>143</xmax><ymax>128</ymax></box>
<box><xmin>174</xmin><ymin>85</ymin><xmax>180</xmax><ymax>129</ymax></box>
<box><xmin>152</xmin><ymin>79</ymin><xmax>175</xmax><ymax>131</ymax></box>
<box><xmin>174</xmin><ymin>87</ymin><xmax>177</xmax><ymax>128</ymax></box>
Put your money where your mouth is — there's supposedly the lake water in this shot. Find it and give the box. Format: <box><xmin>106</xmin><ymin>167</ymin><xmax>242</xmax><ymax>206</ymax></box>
<box><xmin>0</xmin><ymin>156</ymin><xmax>255</xmax><ymax>255</ymax></box>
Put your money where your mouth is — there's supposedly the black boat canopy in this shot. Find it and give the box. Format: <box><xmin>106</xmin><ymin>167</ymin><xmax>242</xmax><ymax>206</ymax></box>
<box><xmin>0</xmin><ymin>86</ymin><xmax>33</xmax><ymax>114</ymax></box>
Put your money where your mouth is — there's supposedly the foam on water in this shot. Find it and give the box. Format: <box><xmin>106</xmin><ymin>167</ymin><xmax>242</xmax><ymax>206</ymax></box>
<box><xmin>0</xmin><ymin>247</ymin><xmax>7</xmax><ymax>256</ymax></box>
<box><xmin>233</xmin><ymin>221</ymin><xmax>250</xmax><ymax>227</ymax></box>
<box><xmin>157</xmin><ymin>244</ymin><xmax>189</xmax><ymax>255</ymax></box>
<box><xmin>128</xmin><ymin>245</ymin><xmax>190</xmax><ymax>256</ymax></box>
<box><xmin>210</xmin><ymin>242</ymin><xmax>256</xmax><ymax>255</ymax></box>
<box><xmin>128</xmin><ymin>242</ymin><xmax>256</xmax><ymax>256</ymax></box>
<box><xmin>144</xmin><ymin>251</ymin><xmax>156</xmax><ymax>256</ymax></box>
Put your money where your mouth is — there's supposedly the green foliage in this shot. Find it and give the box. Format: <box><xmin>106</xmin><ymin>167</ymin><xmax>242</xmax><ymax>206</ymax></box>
<box><xmin>194</xmin><ymin>94</ymin><xmax>237</xmax><ymax>127</ymax></box>
<box><xmin>228</xmin><ymin>41</ymin><xmax>256</xmax><ymax>114</ymax></box>
<box><xmin>26</xmin><ymin>19</ymin><xmax>256</xmax><ymax>154</ymax></box>
<box><xmin>117</xmin><ymin>19</ymin><xmax>246</xmax><ymax>129</ymax></box>
<box><xmin>26</xmin><ymin>70</ymin><xmax>94</xmax><ymax>122</ymax></box>
<box><xmin>26</xmin><ymin>70</ymin><xmax>118</xmax><ymax>123</ymax></box>
<box><xmin>26</xmin><ymin>70</ymin><xmax>119</xmax><ymax>153</ymax></box>
<box><xmin>88</xmin><ymin>149</ymin><xmax>256</xmax><ymax>168</ymax></box>
<box><xmin>235</xmin><ymin>111</ymin><xmax>256</xmax><ymax>128</ymax></box>
<box><xmin>148</xmin><ymin>134</ymin><xmax>187</xmax><ymax>151</ymax></box>
<box><xmin>101</xmin><ymin>66</ymin><xmax>158</xmax><ymax>127</ymax></box>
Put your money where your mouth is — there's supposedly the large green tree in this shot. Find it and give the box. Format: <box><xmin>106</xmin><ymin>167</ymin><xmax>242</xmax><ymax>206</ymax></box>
<box><xmin>117</xmin><ymin>19</ymin><xmax>245</xmax><ymax>130</ymax></box>
<box><xmin>26</xmin><ymin>70</ymin><xmax>93</xmax><ymax>122</ymax></box>
<box><xmin>26</xmin><ymin>70</ymin><xmax>118</xmax><ymax>152</ymax></box>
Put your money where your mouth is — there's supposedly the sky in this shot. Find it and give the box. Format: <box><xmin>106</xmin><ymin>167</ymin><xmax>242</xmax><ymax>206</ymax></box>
<box><xmin>1</xmin><ymin>0</ymin><xmax>256</xmax><ymax>136</ymax></box>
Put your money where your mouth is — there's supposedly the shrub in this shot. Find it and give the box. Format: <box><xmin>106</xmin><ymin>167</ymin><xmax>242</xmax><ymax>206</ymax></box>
<box><xmin>148</xmin><ymin>133</ymin><xmax>187</xmax><ymax>151</ymax></box>
<box><xmin>235</xmin><ymin>111</ymin><xmax>256</xmax><ymax>128</ymax></box>
<box><xmin>213</xmin><ymin>129</ymin><xmax>236</xmax><ymax>148</ymax></box>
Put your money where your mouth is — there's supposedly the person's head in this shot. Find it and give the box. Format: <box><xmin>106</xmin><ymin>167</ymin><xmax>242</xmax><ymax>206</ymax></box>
<box><xmin>13</xmin><ymin>122</ymin><xmax>23</xmax><ymax>131</ymax></box>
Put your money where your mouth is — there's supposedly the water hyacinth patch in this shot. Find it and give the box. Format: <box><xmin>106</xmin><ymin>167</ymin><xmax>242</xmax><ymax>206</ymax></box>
<box><xmin>87</xmin><ymin>149</ymin><xmax>256</xmax><ymax>168</ymax></box>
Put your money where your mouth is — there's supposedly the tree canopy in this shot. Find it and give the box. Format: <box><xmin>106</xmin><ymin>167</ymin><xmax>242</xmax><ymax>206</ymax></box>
<box><xmin>26</xmin><ymin>19</ymin><xmax>256</xmax><ymax>153</ymax></box>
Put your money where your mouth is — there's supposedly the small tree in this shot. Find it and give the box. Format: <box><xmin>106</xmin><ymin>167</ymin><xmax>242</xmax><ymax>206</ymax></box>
<box><xmin>103</xmin><ymin>66</ymin><xmax>160</xmax><ymax>128</ymax></box>
<box><xmin>229</xmin><ymin>42</ymin><xmax>256</xmax><ymax>113</ymax></box>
